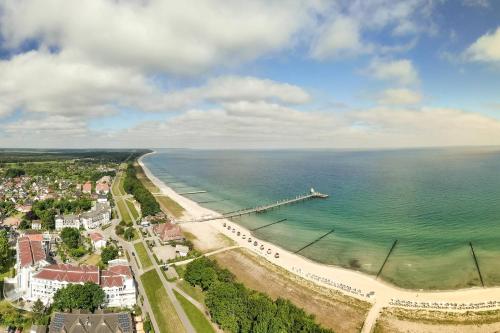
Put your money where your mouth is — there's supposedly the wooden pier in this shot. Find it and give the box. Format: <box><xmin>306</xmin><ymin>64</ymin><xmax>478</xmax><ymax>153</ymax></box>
<box><xmin>179</xmin><ymin>190</ymin><xmax>208</xmax><ymax>195</ymax></box>
<box><xmin>178</xmin><ymin>189</ymin><xmax>328</xmax><ymax>223</ymax></box>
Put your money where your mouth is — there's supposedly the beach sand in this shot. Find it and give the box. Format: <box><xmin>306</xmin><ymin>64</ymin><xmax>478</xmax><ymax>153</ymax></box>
<box><xmin>138</xmin><ymin>152</ymin><xmax>500</xmax><ymax>315</ymax></box>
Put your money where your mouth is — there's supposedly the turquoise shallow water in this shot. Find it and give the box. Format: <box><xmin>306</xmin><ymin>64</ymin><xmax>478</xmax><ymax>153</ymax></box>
<box><xmin>143</xmin><ymin>147</ymin><xmax>500</xmax><ymax>290</ymax></box>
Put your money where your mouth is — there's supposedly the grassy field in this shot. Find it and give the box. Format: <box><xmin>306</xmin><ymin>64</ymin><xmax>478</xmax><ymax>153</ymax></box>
<box><xmin>214</xmin><ymin>248</ymin><xmax>370</xmax><ymax>333</ymax></box>
<box><xmin>155</xmin><ymin>195</ymin><xmax>185</xmax><ymax>218</ymax></box>
<box><xmin>173</xmin><ymin>290</ymin><xmax>215</xmax><ymax>333</ymax></box>
<box><xmin>116</xmin><ymin>199</ymin><xmax>133</xmax><ymax>224</ymax></box>
<box><xmin>176</xmin><ymin>280</ymin><xmax>205</xmax><ymax>304</ymax></box>
<box><xmin>134</xmin><ymin>242</ymin><xmax>153</xmax><ymax>269</ymax></box>
<box><xmin>135</xmin><ymin>163</ymin><xmax>160</xmax><ymax>193</ymax></box>
<box><xmin>140</xmin><ymin>271</ymin><xmax>186</xmax><ymax>333</ymax></box>
<box><xmin>125</xmin><ymin>199</ymin><xmax>140</xmax><ymax>220</ymax></box>
<box><xmin>374</xmin><ymin>308</ymin><xmax>500</xmax><ymax>333</ymax></box>
<box><xmin>82</xmin><ymin>253</ymin><xmax>101</xmax><ymax>266</ymax></box>
<box><xmin>112</xmin><ymin>173</ymin><xmax>125</xmax><ymax>196</ymax></box>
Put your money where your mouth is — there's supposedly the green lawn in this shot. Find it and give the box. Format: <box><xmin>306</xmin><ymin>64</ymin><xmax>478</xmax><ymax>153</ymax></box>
<box><xmin>155</xmin><ymin>195</ymin><xmax>185</xmax><ymax>218</ymax></box>
<box><xmin>112</xmin><ymin>174</ymin><xmax>125</xmax><ymax>196</ymax></box>
<box><xmin>140</xmin><ymin>270</ymin><xmax>186</xmax><ymax>333</ymax></box>
<box><xmin>173</xmin><ymin>290</ymin><xmax>215</xmax><ymax>333</ymax></box>
<box><xmin>134</xmin><ymin>242</ymin><xmax>153</xmax><ymax>269</ymax></box>
<box><xmin>176</xmin><ymin>280</ymin><xmax>205</xmax><ymax>304</ymax></box>
<box><xmin>125</xmin><ymin>199</ymin><xmax>140</xmax><ymax>220</ymax></box>
<box><xmin>116</xmin><ymin>200</ymin><xmax>132</xmax><ymax>224</ymax></box>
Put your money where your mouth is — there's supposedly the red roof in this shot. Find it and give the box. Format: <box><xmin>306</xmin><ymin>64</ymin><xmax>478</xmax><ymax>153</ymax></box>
<box><xmin>18</xmin><ymin>236</ymin><xmax>46</xmax><ymax>268</ymax></box>
<box><xmin>89</xmin><ymin>232</ymin><xmax>104</xmax><ymax>242</ymax></box>
<box><xmin>33</xmin><ymin>264</ymin><xmax>132</xmax><ymax>288</ymax></box>
<box><xmin>33</xmin><ymin>264</ymin><xmax>99</xmax><ymax>284</ymax></box>
<box><xmin>153</xmin><ymin>223</ymin><xmax>183</xmax><ymax>242</ymax></box>
<box><xmin>96</xmin><ymin>183</ymin><xmax>109</xmax><ymax>192</ymax></box>
<box><xmin>83</xmin><ymin>181</ymin><xmax>92</xmax><ymax>192</ymax></box>
<box><xmin>26</xmin><ymin>233</ymin><xmax>43</xmax><ymax>241</ymax></box>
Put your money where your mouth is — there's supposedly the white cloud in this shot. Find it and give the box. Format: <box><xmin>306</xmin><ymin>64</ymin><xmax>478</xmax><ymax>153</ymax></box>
<box><xmin>378</xmin><ymin>88</ymin><xmax>422</xmax><ymax>105</ymax></box>
<box><xmin>367</xmin><ymin>58</ymin><xmax>419</xmax><ymax>85</ymax></box>
<box><xmin>0</xmin><ymin>0</ymin><xmax>314</xmax><ymax>75</ymax></box>
<box><xmin>310</xmin><ymin>16</ymin><xmax>370</xmax><ymax>59</ymax></box>
<box><xmin>465</xmin><ymin>27</ymin><xmax>500</xmax><ymax>63</ymax></box>
<box><xmin>165</xmin><ymin>76</ymin><xmax>310</xmax><ymax>108</ymax></box>
<box><xmin>462</xmin><ymin>0</ymin><xmax>489</xmax><ymax>8</ymax></box>
<box><xmin>0</xmin><ymin>50</ymin><xmax>309</xmax><ymax>119</ymax></box>
<box><xmin>309</xmin><ymin>0</ymin><xmax>436</xmax><ymax>59</ymax></box>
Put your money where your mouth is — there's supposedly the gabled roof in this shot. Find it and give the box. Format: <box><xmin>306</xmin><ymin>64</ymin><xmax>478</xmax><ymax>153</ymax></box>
<box><xmin>18</xmin><ymin>236</ymin><xmax>46</xmax><ymax>268</ymax></box>
<box><xmin>33</xmin><ymin>264</ymin><xmax>99</xmax><ymax>284</ymax></box>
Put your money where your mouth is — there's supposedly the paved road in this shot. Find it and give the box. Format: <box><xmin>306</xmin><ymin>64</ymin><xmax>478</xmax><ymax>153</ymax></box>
<box><xmin>107</xmin><ymin>172</ymin><xmax>196</xmax><ymax>333</ymax></box>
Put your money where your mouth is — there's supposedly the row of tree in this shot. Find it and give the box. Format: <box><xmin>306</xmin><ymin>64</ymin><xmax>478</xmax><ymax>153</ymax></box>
<box><xmin>122</xmin><ymin>164</ymin><xmax>160</xmax><ymax>216</ymax></box>
<box><xmin>184</xmin><ymin>257</ymin><xmax>333</xmax><ymax>333</ymax></box>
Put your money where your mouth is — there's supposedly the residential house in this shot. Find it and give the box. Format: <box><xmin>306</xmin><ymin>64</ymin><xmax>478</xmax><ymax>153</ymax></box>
<box><xmin>152</xmin><ymin>222</ymin><xmax>184</xmax><ymax>244</ymax></box>
<box><xmin>82</xmin><ymin>181</ymin><xmax>92</xmax><ymax>194</ymax></box>
<box><xmin>48</xmin><ymin>311</ymin><xmax>133</xmax><ymax>333</ymax></box>
<box><xmin>89</xmin><ymin>232</ymin><xmax>106</xmax><ymax>251</ymax></box>
<box><xmin>55</xmin><ymin>214</ymin><xmax>80</xmax><ymax>231</ymax></box>
<box><xmin>175</xmin><ymin>245</ymin><xmax>189</xmax><ymax>257</ymax></box>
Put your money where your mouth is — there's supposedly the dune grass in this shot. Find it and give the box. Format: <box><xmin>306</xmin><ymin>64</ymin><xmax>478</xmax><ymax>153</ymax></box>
<box><xmin>155</xmin><ymin>195</ymin><xmax>185</xmax><ymax>218</ymax></box>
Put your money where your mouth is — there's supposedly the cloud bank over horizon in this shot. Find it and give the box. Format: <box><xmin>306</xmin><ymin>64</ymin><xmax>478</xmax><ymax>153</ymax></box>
<box><xmin>0</xmin><ymin>0</ymin><xmax>499</xmax><ymax>149</ymax></box>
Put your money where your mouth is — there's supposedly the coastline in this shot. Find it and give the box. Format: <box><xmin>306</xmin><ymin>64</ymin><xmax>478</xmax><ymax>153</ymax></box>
<box><xmin>138</xmin><ymin>151</ymin><xmax>500</xmax><ymax>313</ymax></box>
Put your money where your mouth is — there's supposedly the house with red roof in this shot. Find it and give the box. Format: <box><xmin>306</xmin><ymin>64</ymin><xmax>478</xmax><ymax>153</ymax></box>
<box><xmin>89</xmin><ymin>232</ymin><xmax>106</xmax><ymax>251</ymax></box>
<box><xmin>152</xmin><ymin>222</ymin><xmax>184</xmax><ymax>244</ymax></box>
<box><xmin>15</xmin><ymin>236</ymin><xmax>50</xmax><ymax>297</ymax></box>
<box><xmin>29</xmin><ymin>259</ymin><xmax>135</xmax><ymax>308</ymax></box>
<box><xmin>82</xmin><ymin>181</ymin><xmax>92</xmax><ymax>194</ymax></box>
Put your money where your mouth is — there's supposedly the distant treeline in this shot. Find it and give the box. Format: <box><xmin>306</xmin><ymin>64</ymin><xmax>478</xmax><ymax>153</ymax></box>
<box><xmin>123</xmin><ymin>164</ymin><xmax>161</xmax><ymax>217</ymax></box>
<box><xmin>184</xmin><ymin>257</ymin><xmax>333</xmax><ymax>333</ymax></box>
<box><xmin>0</xmin><ymin>149</ymin><xmax>152</xmax><ymax>163</ymax></box>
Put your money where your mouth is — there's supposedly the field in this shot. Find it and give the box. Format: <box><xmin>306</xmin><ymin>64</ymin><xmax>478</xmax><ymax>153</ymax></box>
<box><xmin>140</xmin><ymin>270</ymin><xmax>186</xmax><ymax>333</ymax></box>
<box><xmin>134</xmin><ymin>163</ymin><xmax>160</xmax><ymax>193</ymax></box>
<box><xmin>112</xmin><ymin>174</ymin><xmax>125</xmax><ymax>196</ymax></box>
<box><xmin>116</xmin><ymin>199</ymin><xmax>132</xmax><ymax>224</ymax></box>
<box><xmin>134</xmin><ymin>242</ymin><xmax>153</xmax><ymax>269</ymax></box>
<box><xmin>173</xmin><ymin>290</ymin><xmax>215</xmax><ymax>333</ymax></box>
<box><xmin>155</xmin><ymin>195</ymin><xmax>185</xmax><ymax>218</ymax></box>
<box><xmin>125</xmin><ymin>199</ymin><xmax>140</xmax><ymax>220</ymax></box>
<box><xmin>374</xmin><ymin>307</ymin><xmax>500</xmax><ymax>333</ymax></box>
<box><xmin>176</xmin><ymin>280</ymin><xmax>205</xmax><ymax>304</ymax></box>
<box><xmin>213</xmin><ymin>248</ymin><xmax>370</xmax><ymax>333</ymax></box>
<box><xmin>81</xmin><ymin>253</ymin><xmax>101</xmax><ymax>266</ymax></box>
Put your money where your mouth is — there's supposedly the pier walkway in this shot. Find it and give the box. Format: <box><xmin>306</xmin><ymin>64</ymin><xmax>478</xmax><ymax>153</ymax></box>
<box><xmin>177</xmin><ymin>189</ymin><xmax>328</xmax><ymax>223</ymax></box>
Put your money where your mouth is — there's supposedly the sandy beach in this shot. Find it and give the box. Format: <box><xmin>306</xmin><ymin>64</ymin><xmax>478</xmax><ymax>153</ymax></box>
<box><xmin>138</xmin><ymin>152</ymin><xmax>500</xmax><ymax>314</ymax></box>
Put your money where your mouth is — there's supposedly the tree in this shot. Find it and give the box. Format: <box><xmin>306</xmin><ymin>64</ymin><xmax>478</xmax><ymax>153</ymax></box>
<box><xmin>60</xmin><ymin>227</ymin><xmax>81</xmax><ymax>248</ymax></box>
<box><xmin>101</xmin><ymin>246</ymin><xmax>118</xmax><ymax>264</ymax></box>
<box><xmin>0</xmin><ymin>230</ymin><xmax>12</xmax><ymax>273</ymax></box>
<box><xmin>52</xmin><ymin>283</ymin><xmax>105</xmax><ymax>312</ymax></box>
<box><xmin>32</xmin><ymin>298</ymin><xmax>46</xmax><ymax>323</ymax></box>
<box><xmin>123</xmin><ymin>227</ymin><xmax>135</xmax><ymax>241</ymax></box>
<box><xmin>4</xmin><ymin>168</ymin><xmax>25</xmax><ymax>178</ymax></box>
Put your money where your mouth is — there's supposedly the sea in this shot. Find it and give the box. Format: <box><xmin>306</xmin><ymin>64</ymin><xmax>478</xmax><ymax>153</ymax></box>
<box><xmin>142</xmin><ymin>147</ymin><xmax>500</xmax><ymax>290</ymax></box>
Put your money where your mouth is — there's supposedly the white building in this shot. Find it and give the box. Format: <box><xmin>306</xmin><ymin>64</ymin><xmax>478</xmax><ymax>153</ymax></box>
<box><xmin>81</xmin><ymin>203</ymin><xmax>111</xmax><ymax>230</ymax></box>
<box><xmin>16</xmin><ymin>235</ymin><xmax>50</xmax><ymax>298</ymax></box>
<box><xmin>175</xmin><ymin>245</ymin><xmax>189</xmax><ymax>257</ymax></box>
<box><xmin>89</xmin><ymin>232</ymin><xmax>106</xmax><ymax>251</ymax></box>
<box><xmin>28</xmin><ymin>261</ymin><xmax>136</xmax><ymax>308</ymax></box>
<box><xmin>55</xmin><ymin>214</ymin><xmax>80</xmax><ymax>231</ymax></box>
<box><xmin>55</xmin><ymin>202</ymin><xmax>111</xmax><ymax>231</ymax></box>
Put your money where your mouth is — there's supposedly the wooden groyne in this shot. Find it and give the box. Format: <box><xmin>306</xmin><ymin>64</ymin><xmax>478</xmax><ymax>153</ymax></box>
<box><xmin>179</xmin><ymin>190</ymin><xmax>208</xmax><ymax>195</ymax></box>
<box><xmin>178</xmin><ymin>189</ymin><xmax>328</xmax><ymax>223</ymax></box>
<box><xmin>251</xmin><ymin>218</ymin><xmax>288</xmax><ymax>231</ymax></box>
<box><xmin>470</xmin><ymin>242</ymin><xmax>485</xmax><ymax>287</ymax></box>
<box><xmin>294</xmin><ymin>228</ymin><xmax>335</xmax><ymax>253</ymax></box>
<box><xmin>376</xmin><ymin>240</ymin><xmax>398</xmax><ymax>279</ymax></box>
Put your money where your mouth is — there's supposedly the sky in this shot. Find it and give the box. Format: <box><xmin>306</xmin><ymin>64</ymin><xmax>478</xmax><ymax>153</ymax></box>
<box><xmin>0</xmin><ymin>0</ymin><xmax>500</xmax><ymax>149</ymax></box>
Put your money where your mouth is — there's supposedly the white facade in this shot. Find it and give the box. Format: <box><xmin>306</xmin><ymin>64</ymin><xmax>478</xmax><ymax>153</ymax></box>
<box><xmin>28</xmin><ymin>264</ymin><xmax>136</xmax><ymax>308</ymax></box>
<box><xmin>55</xmin><ymin>202</ymin><xmax>111</xmax><ymax>231</ymax></box>
<box><xmin>55</xmin><ymin>215</ymin><xmax>80</xmax><ymax>231</ymax></box>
